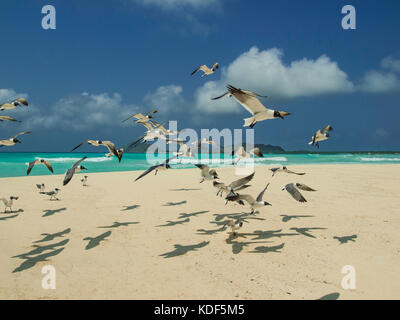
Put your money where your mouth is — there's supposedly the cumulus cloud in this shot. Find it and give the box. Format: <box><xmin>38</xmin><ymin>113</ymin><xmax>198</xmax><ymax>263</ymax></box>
<box><xmin>194</xmin><ymin>47</ymin><xmax>355</xmax><ymax>114</ymax></box>
<box><xmin>21</xmin><ymin>92</ymin><xmax>139</xmax><ymax>131</ymax></box>
<box><xmin>359</xmin><ymin>56</ymin><xmax>400</xmax><ymax>93</ymax></box>
<box><xmin>143</xmin><ymin>85</ymin><xmax>185</xmax><ymax>114</ymax></box>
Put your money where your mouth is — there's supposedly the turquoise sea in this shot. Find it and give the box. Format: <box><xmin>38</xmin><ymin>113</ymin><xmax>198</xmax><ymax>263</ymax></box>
<box><xmin>0</xmin><ymin>152</ymin><xmax>400</xmax><ymax>178</ymax></box>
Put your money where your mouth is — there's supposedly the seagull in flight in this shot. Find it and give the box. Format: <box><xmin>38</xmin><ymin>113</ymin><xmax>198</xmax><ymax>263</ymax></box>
<box><xmin>26</xmin><ymin>159</ymin><xmax>54</xmax><ymax>175</ymax></box>
<box><xmin>232</xmin><ymin>146</ymin><xmax>264</xmax><ymax>165</ymax></box>
<box><xmin>225</xmin><ymin>183</ymin><xmax>272</xmax><ymax>214</ymax></box>
<box><xmin>63</xmin><ymin>157</ymin><xmax>88</xmax><ymax>186</ymax></box>
<box><xmin>121</xmin><ymin>110</ymin><xmax>158</xmax><ymax>124</ymax></box>
<box><xmin>0</xmin><ymin>131</ymin><xmax>31</xmax><ymax>147</ymax></box>
<box><xmin>71</xmin><ymin>140</ymin><xmax>123</xmax><ymax>162</ymax></box>
<box><xmin>270</xmin><ymin>166</ymin><xmax>305</xmax><ymax>177</ymax></box>
<box><xmin>191</xmin><ymin>63</ymin><xmax>219</xmax><ymax>77</ymax></box>
<box><xmin>134</xmin><ymin>156</ymin><xmax>177</xmax><ymax>182</ymax></box>
<box><xmin>282</xmin><ymin>183</ymin><xmax>316</xmax><ymax>203</ymax></box>
<box><xmin>194</xmin><ymin>164</ymin><xmax>219</xmax><ymax>183</ymax></box>
<box><xmin>0</xmin><ymin>98</ymin><xmax>28</xmax><ymax>111</ymax></box>
<box><xmin>309</xmin><ymin>125</ymin><xmax>333</xmax><ymax>148</ymax></box>
<box><xmin>222</xmin><ymin>172</ymin><xmax>256</xmax><ymax>204</ymax></box>
<box><xmin>212</xmin><ymin>85</ymin><xmax>290</xmax><ymax>128</ymax></box>
<box><xmin>0</xmin><ymin>115</ymin><xmax>21</xmax><ymax>122</ymax></box>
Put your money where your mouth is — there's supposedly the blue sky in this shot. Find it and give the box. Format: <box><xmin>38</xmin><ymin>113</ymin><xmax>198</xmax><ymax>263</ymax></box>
<box><xmin>0</xmin><ymin>0</ymin><xmax>399</xmax><ymax>152</ymax></box>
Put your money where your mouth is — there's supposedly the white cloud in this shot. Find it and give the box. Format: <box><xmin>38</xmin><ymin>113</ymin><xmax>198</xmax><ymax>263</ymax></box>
<box><xmin>143</xmin><ymin>85</ymin><xmax>185</xmax><ymax>114</ymax></box>
<box><xmin>21</xmin><ymin>92</ymin><xmax>139</xmax><ymax>131</ymax></box>
<box><xmin>194</xmin><ymin>47</ymin><xmax>354</xmax><ymax>114</ymax></box>
<box><xmin>359</xmin><ymin>57</ymin><xmax>400</xmax><ymax>93</ymax></box>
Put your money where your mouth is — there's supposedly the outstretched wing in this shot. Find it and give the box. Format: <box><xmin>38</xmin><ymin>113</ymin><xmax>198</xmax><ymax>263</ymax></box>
<box><xmin>0</xmin><ymin>115</ymin><xmax>21</xmax><ymax>122</ymax></box>
<box><xmin>72</xmin><ymin>156</ymin><xmax>87</xmax><ymax>169</ymax></box>
<box><xmin>63</xmin><ymin>168</ymin><xmax>75</xmax><ymax>186</ymax></box>
<box><xmin>256</xmin><ymin>183</ymin><xmax>270</xmax><ymax>202</ymax></box>
<box><xmin>229</xmin><ymin>172</ymin><xmax>255</xmax><ymax>191</ymax></box>
<box><xmin>11</xmin><ymin>131</ymin><xmax>31</xmax><ymax>139</ymax></box>
<box><xmin>26</xmin><ymin>161</ymin><xmax>36</xmax><ymax>175</ymax></box>
<box><xmin>285</xmin><ymin>184</ymin><xmax>307</xmax><ymax>203</ymax></box>
<box><xmin>44</xmin><ymin>161</ymin><xmax>54</xmax><ymax>173</ymax></box>
<box><xmin>135</xmin><ymin>164</ymin><xmax>158</xmax><ymax>182</ymax></box>
<box><xmin>211</xmin><ymin>91</ymin><xmax>230</xmax><ymax>100</ymax></box>
<box><xmin>71</xmin><ymin>140</ymin><xmax>89</xmax><ymax>152</ymax></box>
<box><xmin>295</xmin><ymin>183</ymin><xmax>316</xmax><ymax>192</ymax></box>
<box><xmin>227</xmin><ymin>85</ymin><xmax>268</xmax><ymax>115</ymax></box>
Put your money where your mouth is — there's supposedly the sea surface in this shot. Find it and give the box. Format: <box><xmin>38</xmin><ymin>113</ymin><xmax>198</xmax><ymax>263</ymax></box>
<box><xmin>0</xmin><ymin>152</ymin><xmax>399</xmax><ymax>178</ymax></box>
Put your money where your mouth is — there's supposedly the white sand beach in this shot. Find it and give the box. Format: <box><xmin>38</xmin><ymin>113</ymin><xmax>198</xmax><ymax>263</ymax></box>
<box><xmin>0</xmin><ymin>164</ymin><xmax>399</xmax><ymax>300</ymax></box>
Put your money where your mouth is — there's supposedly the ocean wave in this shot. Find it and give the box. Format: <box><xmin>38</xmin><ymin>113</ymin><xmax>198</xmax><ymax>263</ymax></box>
<box><xmin>360</xmin><ymin>157</ymin><xmax>400</xmax><ymax>162</ymax></box>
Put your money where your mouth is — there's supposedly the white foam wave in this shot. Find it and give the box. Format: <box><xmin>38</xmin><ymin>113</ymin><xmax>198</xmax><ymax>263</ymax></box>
<box><xmin>360</xmin><ymin>157</ymin><xmax>400</xmax><ymax>162</ymax></box>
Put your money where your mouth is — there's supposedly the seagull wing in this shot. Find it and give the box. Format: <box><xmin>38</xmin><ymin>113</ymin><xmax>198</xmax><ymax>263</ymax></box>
<box><xmin>135</xmin><ymin>164</ymin><xmax>159</xmax><ymax>182</ymax></box>
<box><xmin>72</xmin><ymin>156</ymin><xmax>87</xmax><ymax>169</ymax></box>
<box><xmin>44</xmin><ymin>161</ymin><xmax>54</xmax><ymax>173</ymax></box>
<box><xmin>256</xmin><ymin>183</ymin><xmax>270</xmax><ymax>202</ymax></box>
<box><xmin>211</xmin><ymin>91</ymin><xmax>230</xmax><ymax>100</ymax></box>
<box><xmin>285</xmin><ymin>184</ymin><xmax>307</xmax><ymax>203</ymax></box>
<box><xmin>63</xmin><ymin>168</ymin><xmax>75</xmax><ymax>186</ymax></box>
<box><xmin>252</xmin><ymin>147</ymin><xmax>264</xmax><ymax>158</ymax></box>
<box><xmin>0</xmin><ymin>115</ymin><xmax>21</xmax><ymax>122</ymax></box>
<box><xmin>11</xmin><ymin>131</ymin><xmax>31</xmax><ymax>139</ymax></box>
<box><xmin>296</xmin><ymin>183</ymin><xmax>316</xmax><ymax>192</ymax></box>
<box><xmin>194</xmin><ymin>164</ymin><xmax>210</xmax><ymax>175</ymax></box>
<box><xmin>229</xmin><ymin>172</ymin><xmax>255</xmax><ymax>191</ymax></box>
<box><xmin>227</xmin><ymin>85</ymin><xmax>268</xmax><ymax>115</ymax></box>
<box><xmin>102</xmin><ymin>141</ymin><xmax>119</xmax><ymax>157</ymax></box>
<box><xmin>26</xmin><ymin>161</ymin><xmax>36</xmax><ymax>175</ymax></box>
<box><xmin>71</xmin><ymin>140</ymin><xmax>89</xmax><ymax>152</ymax></box>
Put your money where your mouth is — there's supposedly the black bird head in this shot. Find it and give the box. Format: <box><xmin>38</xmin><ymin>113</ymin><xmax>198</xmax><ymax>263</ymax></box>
<box><xmin>13</xmin><ymin>138</ymin><xmax>21</xmax><ymax>143</ymax></box>
<box><xmin>80</xmin><ymin>166</ymin><xmax>87</xmax><ymax>170</ymax></box>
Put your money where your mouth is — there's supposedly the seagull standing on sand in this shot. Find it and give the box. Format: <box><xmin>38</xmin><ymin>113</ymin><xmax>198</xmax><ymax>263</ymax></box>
<box><xmin>282</xmin><ymin>183</ymin><xmax>316</xmax><ymax>203</ymax></box>
<box><xmin>0</xmin><ymin>131</ymin><xmax>31</xmax><ymax>147</ymax></box>
<box><xmin>232</xmin><ymin>146</ymin><xmax>264</xmax><ymax>165</ymax></box>
<box><xmin>63</xmin><ymin>157</ymin><xmax>88</xmax><ymax>186</ymax></box>
<box><xmin>36</xmin><ymin>183</ymin><xmax>45</xmax><ymax>193</ymax></box>
<box><xmin>309</xmin><ymin>125</ymin><xmax>333</xmax><ymax>148</ymax></box>
<box><xmin>212</xmin><ymin>85</ymin><xmax>290</xmax><ymax>128</ymax></box>
<box><xmin>0</xmin><ymin>196</ymin><xmax>19</xmax><ymax>213</ymax></box>
<box><xmin>0</xmin><ymin>115</ymin><xmax>21</xmax><ymax>122</ymax></box>
<box><xmin>191</xmin><ymin>63</ymin><xmax>219</xmax><ymax>77</ymax></box>
<box><xmin>270</xmin><ymin>166</ymin><xmax>305</xmax><ymax>177</ymax></box>
<box><xmin>134</xmin><ymin>156</ymin><xmax>177</xmax><ymax>182</ymax></box>
<box><xmin>40</xmin><ymin>188</ymin><xmax>61</xmax><ymax>201</ymax></box>
<box><xmin>194</xmin><ymin>164</ymin><xmax>219</xmax><ymax>183</ymax></box>
<box><xmin>81</xmin><ymin>176</ymin><xmax>88</xmax><ymax>186</ymax></box>
<box><xmin>0</xmin><ymin>98</ymin><xmax>28</xmax><ymax>111</ymax></box>
<box><xmin>225</xmin><ymin>183</ymin><xmax>271</xmax><ymax>214</ymax></box>
<box><xmin>26</xmin><ymin>159</ymin><xmax>54</xmax><ymax>175</ymax></box>
<box><xmin>72</xmin><ymin>140</ymin><xmax>122</xmax><ymax>162</ymax></box>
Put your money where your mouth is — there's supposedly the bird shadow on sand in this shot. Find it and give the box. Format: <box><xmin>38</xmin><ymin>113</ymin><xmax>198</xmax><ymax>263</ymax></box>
<box><xmin>333</xmin><ymin>235</ymin><xmax>357</xmax><ymax>244</ymax></box>
<box><xmin>197</xmin><ymin>226</ymin><xmax>226</xmax><ymax>235</ymax></box>
<box><xmin>317</xmin><ymin>292</ymin><xmax>340</xmax><ymax>300</ymax></box>
<box><xmin>163</xmin><ymin>201</ymin><xmax>187</xmax><ymax>207</ymax></box>
<box><xmin>178</xmin><ymin>211</ymin><xmax>209</xmax><ymax>219</ymax></box>
<box><xmin>33</xmin><ymin>228</ymin><xmax>71</xmax><ymax>243</ymax></box>
<box><xmin>98</xmin><ymin>221</ymin><xmax>139</xmax><ymax>229</ymax></box>
<box><xmin>121</xmin><ymin>205</ymin><xmax>141</xmax><ymax>212</ymax></box>
<box><xmin>243</xmin><ymin>229</ymin><xmax>299</xmax><ymax>241</ymax></box>
<box><xmin>159</xmin><ymin>241</ymin><xmax>210</xmax><ymax>259</ymax></box>
<box><xmin>12</xmin><ymin>248</ymin><xmax>66</xmax><ymax>273</ymax></box>
<box><xmin>248</xmin><ymin>243</ymin><xmax>285</xmax><ymax>254</ymax></box>
<box><xmin>213</xmin><ymin>212</ymin><xmax>265</xmax><ymax>223</ymax></box>
<box><xmin>290</xmin><ymin>227</ymin><xmax>328</xmax><ymax>239</ymax></box>
<box><xmin>0</xmin><ymin>209</ymin><xmax>24</xmax><ymax>215</ymax></box>
<box><xmin>0</xmin><ymin>214</ymin><xmax>19</xmax><ymax>221</ymax></box>
<box><xmin>12</xmin><ymin>236</ymin><xmax>69</xmax><ymax>273</ymax></box>
<box><xmin>225</xmin><ymin>235</ymin><xmax>272</xmax><ymax>254</ymax></box>
<box><xmin>83</xmin><ymin>231</ymin><xmax>112</xmax><ymax>250</ymax></box>
<box><xmin>42</xmin><ymin>208</ymin><xmax>67</xmax><ymax>217</ymax></box>
<box><xmin>156</xmin><ymin>218</ymin><xmax>190</xmax><ymax>227</ymax></box>
<box><xmin>280</xmin><ymin>215</ymin><xmax>314</xmax><ymax>223</ymax></box>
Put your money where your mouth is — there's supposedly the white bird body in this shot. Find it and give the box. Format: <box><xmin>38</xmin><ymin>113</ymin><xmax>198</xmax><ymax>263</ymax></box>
<box><xmin>0</xmin><ymin>196</ymin><xmax>18</xmax><ymax>213</ymax></box>
<box><xmin>191</xmin><ymin>63</ymin><xmax>219</xmax><ymax>77</ymax></box>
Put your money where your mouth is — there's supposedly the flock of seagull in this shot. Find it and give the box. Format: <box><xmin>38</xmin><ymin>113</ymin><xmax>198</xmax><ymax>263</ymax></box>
<box><xmin>1</xmin><ymin>61</ymin><xmax>333</xmax><ymax>237</ymax></box>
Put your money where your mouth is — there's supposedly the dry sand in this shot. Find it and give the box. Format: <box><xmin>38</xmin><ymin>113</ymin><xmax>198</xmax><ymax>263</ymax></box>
<box><xmin>0</xmin><ymin>164</ymin><xmax>399</xmax><ymax>300</ymax></box>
